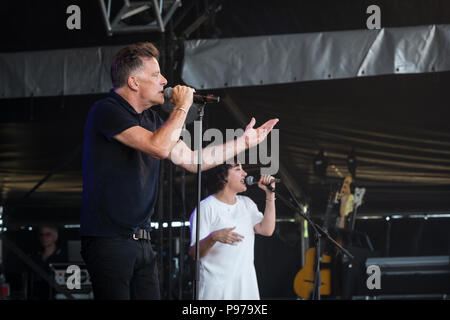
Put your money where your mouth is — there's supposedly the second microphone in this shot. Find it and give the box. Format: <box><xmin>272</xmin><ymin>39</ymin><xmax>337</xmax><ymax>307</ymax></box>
<box><xmin>245</xmin><ymin>176</ymin><xmax>281</xmax><ymax>186</ymax></box>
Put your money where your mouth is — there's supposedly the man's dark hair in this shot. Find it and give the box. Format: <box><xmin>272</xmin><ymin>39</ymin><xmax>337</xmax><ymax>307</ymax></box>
<box><xmin>110</xmin><ymin>42</ymin><xmax>160</xmax><ymax>89</ymax></box>
<box><xmin>204</xmin><ymin>161</ymin><xmax>240</xmax><ymax>194</ymax></box>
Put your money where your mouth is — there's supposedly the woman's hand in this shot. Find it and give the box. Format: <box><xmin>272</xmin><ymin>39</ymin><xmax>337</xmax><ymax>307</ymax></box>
<box><xmin>211</xmin><ymin>227</ymin><xmax>244</xmax><ymax>245</ymax></box>
<box><xmin>257</xmin><ymin>174</ymin><xmax>276</xmax><ymax>193</ymax></box>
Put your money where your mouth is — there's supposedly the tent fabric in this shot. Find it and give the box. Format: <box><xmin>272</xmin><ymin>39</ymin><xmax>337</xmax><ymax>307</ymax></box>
<box><xmin>182</xmin><ymin>24</ymin><xmax>450</xmax><ymax>90</ymax></box>
<box><xmin>0</xmin><ymin>46</ymin><xmax>121</xmax><ymax>99</ymax></box>
<box><xmin>203</xmin><ymin>69</ymin><xmax>450</xmax><ymax>215</ymax></box>
<box><xmin>1</xmin><ymin>71</ymin><xmax>449</xmax><ymax>217</ymax></box>
<box><xmin>1</xmin><ymin>24</ymin><xmax>449</xmax><ymax>99</ymax></box>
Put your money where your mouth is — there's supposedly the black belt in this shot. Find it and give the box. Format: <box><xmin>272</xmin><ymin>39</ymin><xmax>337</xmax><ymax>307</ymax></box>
<box><xmin>132</xmin><ymin>229</ymin><xmax>151</xmax><ymax>240</ymax></box>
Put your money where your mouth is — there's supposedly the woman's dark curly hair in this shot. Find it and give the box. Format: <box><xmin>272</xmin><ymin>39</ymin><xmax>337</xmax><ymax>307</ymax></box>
<box><xmin>203</xmin><ymin>161</ymin><xmax>240</xmax><ymax>194</ymax></box>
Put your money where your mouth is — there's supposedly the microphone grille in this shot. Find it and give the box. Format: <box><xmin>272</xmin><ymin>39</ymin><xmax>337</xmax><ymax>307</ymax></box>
<box><xmin>245</xmin><ymin>176</ymin><xmax>255</xmax><ymax>186</ymax></box>
<box><xmin>164</xmin><ymin>87</ymin><xmax>172</xmax><ymax>99</ymax></box>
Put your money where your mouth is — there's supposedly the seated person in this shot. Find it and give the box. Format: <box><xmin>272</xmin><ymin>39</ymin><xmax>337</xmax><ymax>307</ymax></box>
<box><xmin>28</xmin><ymin>225</ymin><xmax>67</xmax><ymax>300</ymax></box>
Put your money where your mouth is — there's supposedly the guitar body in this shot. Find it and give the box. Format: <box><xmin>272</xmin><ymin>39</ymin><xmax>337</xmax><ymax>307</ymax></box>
<box><xmin>293</xmin><ymin>247</ymin><xmax>332</xmax><ymax>299</ymax></box>
<box><xmin>293</xmin><ymin>177</ymin><xmax>355</xmax><ymax>299</ymax></box>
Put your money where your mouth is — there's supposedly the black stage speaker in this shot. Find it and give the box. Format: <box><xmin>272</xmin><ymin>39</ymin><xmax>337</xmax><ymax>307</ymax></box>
<box><xmin>353</xmin><ymin>255</ymin><xmax>450</xmax><ymax>299</ymax></box>
<box><xmin>254</xmin><ymin>221</ymin><xmax>302</xmax><ymax>299</ymax></box>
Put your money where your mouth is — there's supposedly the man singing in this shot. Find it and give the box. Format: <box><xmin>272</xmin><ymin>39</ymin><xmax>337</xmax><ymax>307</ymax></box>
<box><xmin>80</xmin><ymin>42</ymin><xmax>279</xmax><ymax>300</ymax></box>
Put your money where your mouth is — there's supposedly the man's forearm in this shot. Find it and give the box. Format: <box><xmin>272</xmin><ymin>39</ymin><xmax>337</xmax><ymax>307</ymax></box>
<box><xmin>177</xmin><ymin>135</ymin><xmax>247</xmax><ymax>173</ymax></box>
<box><xmin>201</xmin><ymin>136</ymin><xmax>247</xmax><ymax>171</ymax></box>
<box><xmin>170</xmin><ymin>117</ymin><xmax>278</xmax><ymax>172</ymax></box>
<box><xmin>152</xmin><ymin>107</ymin><xmax>189</xmax><ymax>155</ymax></box>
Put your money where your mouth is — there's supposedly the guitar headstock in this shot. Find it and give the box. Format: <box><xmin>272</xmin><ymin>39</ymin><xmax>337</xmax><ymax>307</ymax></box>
<box><xmin>335</xmin><ymin>176</ymin><xmax>353</xmax><ymax>203</ymax></box>
<box><xmin>354</xmin><ymin>187</ymin><xmax>366</xmax><ymax>208</ymax></box>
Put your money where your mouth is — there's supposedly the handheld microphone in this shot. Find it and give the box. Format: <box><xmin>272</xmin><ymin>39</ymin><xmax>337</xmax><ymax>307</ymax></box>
<box><xmin>164</xmin><ymin>87</ymin><xmax>220</xmax><ymax>104</ymax></box>
<box><xmin>245</xmin><ymin>176</ymin><xmax>281</xmax><ymax>186</ymax></box>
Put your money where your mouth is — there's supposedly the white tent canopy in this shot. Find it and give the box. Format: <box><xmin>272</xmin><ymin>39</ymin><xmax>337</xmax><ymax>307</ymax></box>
<box><xmin>182</xmin><ymin>24</ymin><xmax>450</xmax><ymax>89</ymax></box>
<box><xmin>1</xmin><ymin>24</ymin><xmax>449</xmax><ymax>98</ymax></box>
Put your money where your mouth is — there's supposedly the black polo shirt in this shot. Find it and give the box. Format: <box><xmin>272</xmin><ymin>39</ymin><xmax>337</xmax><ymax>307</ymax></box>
<box><xmin>80</xmin><ymin>90</ymin><xmax>163</xmax><ymax>237</ymax></box>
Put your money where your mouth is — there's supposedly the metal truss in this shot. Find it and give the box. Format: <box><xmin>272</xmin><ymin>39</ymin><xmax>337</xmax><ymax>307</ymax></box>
<box><xmin>98</xmin><ymin>0</ymin><xmax>182</xmax><ymax>35</ymax></box>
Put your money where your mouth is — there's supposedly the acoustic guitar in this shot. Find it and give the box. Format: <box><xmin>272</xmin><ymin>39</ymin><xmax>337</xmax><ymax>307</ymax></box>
<box><xmin>293</xmin><ymin>177</ymin><xmax>353</xmax><ymax>299</ymax></box>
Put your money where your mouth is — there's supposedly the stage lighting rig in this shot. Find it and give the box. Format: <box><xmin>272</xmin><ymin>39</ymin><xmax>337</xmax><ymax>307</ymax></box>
<box><xmin>98</xmin><ymin>0</ymin><xmax>182</xmax><ymax>35</ymax></box>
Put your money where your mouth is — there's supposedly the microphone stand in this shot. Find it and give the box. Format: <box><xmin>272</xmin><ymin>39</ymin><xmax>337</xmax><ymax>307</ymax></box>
<box><xmin>193</xmin><ymin>102</ymin><xmax>205</xmax><ymax>300</ymax></box>
<box><xmin>265</xmin><ymin>183</ymin><xmax>354</xmax><ymax>300</ymax></box>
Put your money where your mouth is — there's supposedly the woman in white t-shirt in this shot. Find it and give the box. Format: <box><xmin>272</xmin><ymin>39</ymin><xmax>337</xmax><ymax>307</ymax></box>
<box><xmin>189</xmin><ymin>162</ymin><xmax>276</xmax><ymax>300</ymax></box>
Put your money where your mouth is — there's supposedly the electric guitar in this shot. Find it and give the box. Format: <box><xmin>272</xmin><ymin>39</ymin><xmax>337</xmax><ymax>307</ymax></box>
<box><xmin>337</xmin><ymin>176</ymin><xmax>354</xmax><ymax>229</ymax></box>
<box><xmin>349</xmin><ymin>187</ymin><xmax>366</xmax><ymax>230</ymax></box>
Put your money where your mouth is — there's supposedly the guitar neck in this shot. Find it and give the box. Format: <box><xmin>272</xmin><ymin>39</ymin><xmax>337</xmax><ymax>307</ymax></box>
<box><xmin>322</xmin><ymin>195</ymin><xmax>336</xmax><ymax>232</ymax></box>
<box><xmin>338</xmin><ymin>216</ymin><xmax>346</xmax><ymax>229</ymax></box>
<box><xmin>350</xmin><ymin>207</ymin><xmax>359</xmax><ymax>231</ymax></box>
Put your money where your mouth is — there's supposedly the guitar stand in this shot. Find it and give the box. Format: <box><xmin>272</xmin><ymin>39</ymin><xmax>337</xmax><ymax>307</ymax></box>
<box><xmin>265</xmin><ymin>184</ymin><xmax>354</xmax><ymax>300</ymax></box>
<box><xmin>312</xmin><ymin>225</ymin><xmax>322</xmax><ymax>300</ymax></box>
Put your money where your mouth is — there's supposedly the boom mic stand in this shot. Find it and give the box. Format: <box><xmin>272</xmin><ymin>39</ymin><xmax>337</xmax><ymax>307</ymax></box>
<box><xmin>265</xmin><ymin>183</ymin><xmax>354</xmax><ymax>300</ymax></box>
<box><xmin>190</xmin><ymin>92</ymin><xmax>220</xmax><ymax>300</ymax></box>
<box><xmin>193</xmin><ymin>102</ymin><xmax>205</xmax><ymax>300</ymax></box>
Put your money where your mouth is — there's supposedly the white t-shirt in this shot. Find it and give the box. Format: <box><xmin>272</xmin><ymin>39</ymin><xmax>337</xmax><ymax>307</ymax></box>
<box><xmin>190</xmin><ymin>195</ymin><xmax>264</xmax><ymax>300</ymax></box>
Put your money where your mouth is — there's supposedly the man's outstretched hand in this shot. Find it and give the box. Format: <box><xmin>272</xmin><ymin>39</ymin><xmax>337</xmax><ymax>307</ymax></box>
<box><xmin>243</xmin><ymin>117</ymin><xmax>279</xmax><ymax>149</ymax></box>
